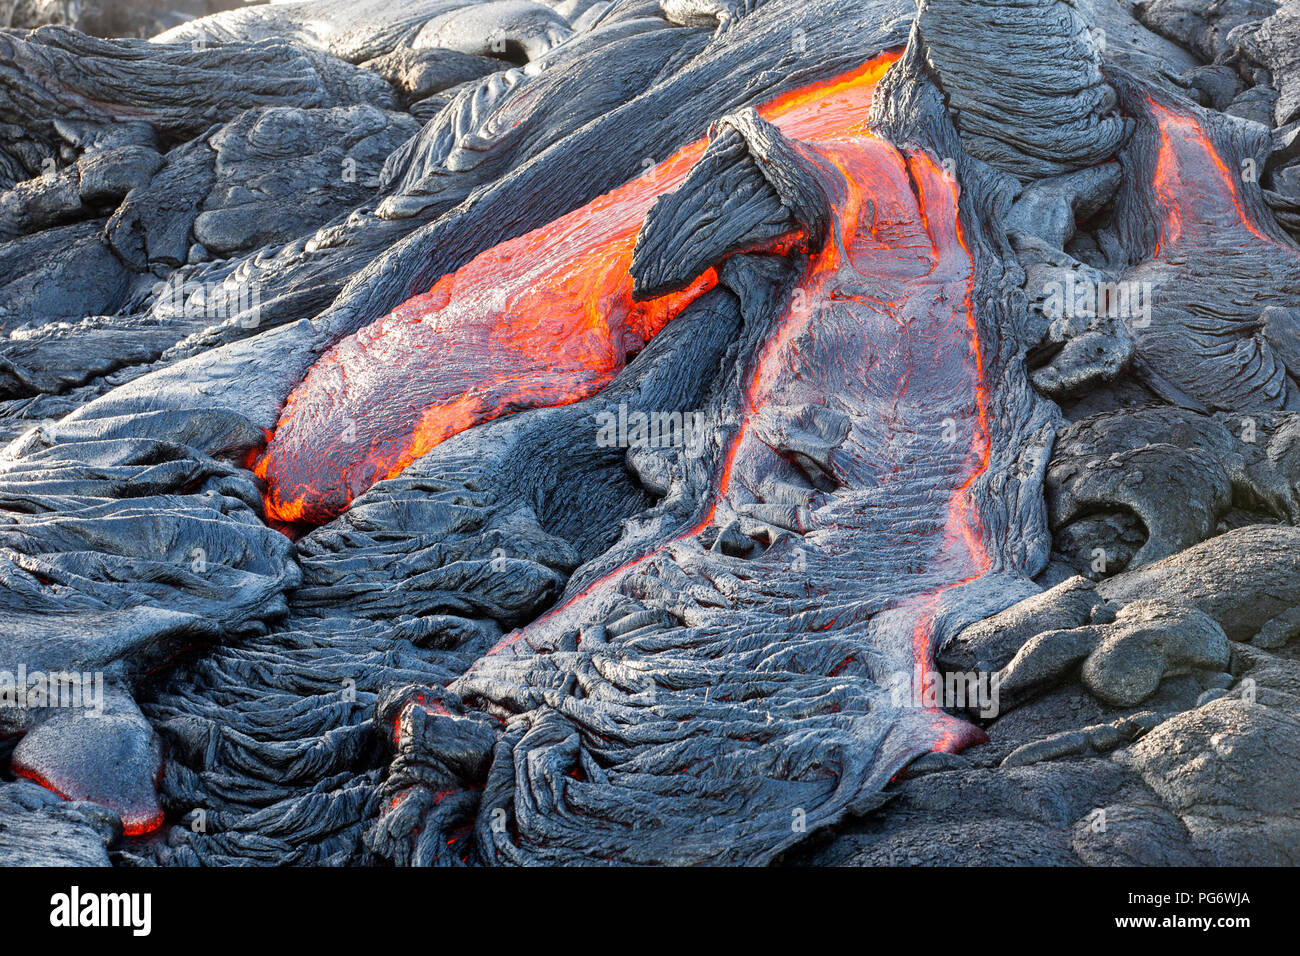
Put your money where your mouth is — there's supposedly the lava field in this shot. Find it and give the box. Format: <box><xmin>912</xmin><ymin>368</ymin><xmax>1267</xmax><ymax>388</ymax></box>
<box><xmin>2</xmin><ymin>0</ymin><xmax>1300</xmax><ymax>869</ymax></box>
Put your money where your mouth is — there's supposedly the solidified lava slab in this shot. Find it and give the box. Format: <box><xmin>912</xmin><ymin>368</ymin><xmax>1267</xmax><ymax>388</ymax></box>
<box><xmin>255</xmin><ymin>55</ymin><xmax>901</xmax><ymax>525</ymax></box>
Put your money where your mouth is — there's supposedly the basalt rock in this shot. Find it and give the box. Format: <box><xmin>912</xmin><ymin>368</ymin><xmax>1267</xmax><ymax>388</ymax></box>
<box><xmin>1117</xmin><ymin>696</ymin><xmax>1300</xmax><ymax>864</ymax></box>
<box><xmin>1226</xmin><ymin>0</ymin><xmax>1300</xmax><ymax>128</ymax></box>
<box><xmin>193</xmin><ymin>105</ymin><xmax>420</xmax><ymax>256</ymax></box>
<box><xmin>155</xmin><ymin>0</ymin><xmax>573</xmax><ymax>64</ymax></box>
<box><xmin>993</xmin><ymin>599</ymin><xmax>1229</xmax><ymax>708</ymax></box>
<box><xmin>938</xmin><ymin>575</ymin><xmax>1104</xmax><ymax>674</ymax></box>
<box><xmin>913</xmin><ymin>0</ymin><xmax>1130</xmax><ymax>181</ymax></box>
<box><xmin>360</xmin><ymin>47</ymin><xmax>502</xmax><ymax>107</ymax></box>
<box><xmin>0</xmin><ymin>25</ymin><xmax>394</xmax><ymax>197</ymax></box>
<box><xmin>1134</xmin><ymin>0</ymin><xmax>1277</xmax><ymax>63</ymax></box>
<box><xmin>975</xmin><ymin>525</ymin><xmax>1300</xmax><ymax>704</ymax></box>
<box><xmin>0</xmin><ymin>779</ymin><xmax>120</xmax><ymax>866</ymax></box>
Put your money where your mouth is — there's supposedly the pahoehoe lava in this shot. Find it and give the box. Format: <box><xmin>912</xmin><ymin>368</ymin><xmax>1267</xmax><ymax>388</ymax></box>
<box><xmin>252</xmin><ymin>60</ymin><xmax>913</xmax><ymax>525</ymax></box>
<box><xmin>3</xmin><ymin>0</ymin><xmax>1300</xmax><ymax>868</ymax></box>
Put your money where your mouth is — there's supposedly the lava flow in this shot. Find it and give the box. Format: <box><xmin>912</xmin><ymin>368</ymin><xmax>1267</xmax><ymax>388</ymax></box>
<box><xmin>1147</xmin><ymin>97</ymin><xmax>1278</xmax><ymax>255</ymax></box>
<box><xmin>255</xmin><ymin>53</ymin><xmax>901</xmax><ymax>525</ymax></box>
<box><xmin>1128</xmin><ymin>94</ymin><xmax>1300</xmax><ymax>414</ymax></box>
<box><xmin>14</xmin><ymin>764</ymin><xmax>164</xmax><ymax>837</ymax></box>
<box><xmin>477</xmin><ymin>69</ymin><xmax>993</xmax><ymax>767</ymax></box>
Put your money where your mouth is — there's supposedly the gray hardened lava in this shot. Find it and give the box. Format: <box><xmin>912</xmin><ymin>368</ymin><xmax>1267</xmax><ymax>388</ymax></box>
<box><xmin>1</xmin><ymin>0</ymin><xmax>1300</xmax><ymax>867</ymax></box>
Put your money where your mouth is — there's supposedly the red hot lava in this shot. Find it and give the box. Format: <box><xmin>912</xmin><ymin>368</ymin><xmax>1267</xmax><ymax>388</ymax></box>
<box><xmin>1147</xmin><ymin>98</ymin><xmax>1280</xmax><ymax>254</ymax></box>
<box><xmin>14</xmin><ymin>765</ymin><xmax>164</xmax><ymax>837</ymax></box>
<box><xmin>476</xmin><ymin>61</ymin><xmax>993</xmax><ymax>761</ymax></box>
<box><xmin>255</xmin><ymin>55</ymin><xmax>901</xmax><ymax>525</ymax></box>
<box><xmin>267</xmin><ymin>52</ymin><xmax>997</xmax><ymax>770</ymax></box>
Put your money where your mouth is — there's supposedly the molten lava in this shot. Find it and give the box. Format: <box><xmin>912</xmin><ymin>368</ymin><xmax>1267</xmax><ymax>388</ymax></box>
<box><xmin>15</xmin><ymin>765</ymin><xmax>164</xmax><ymax>837</ymax></box>
<box><xmin>1133</xmin><ymin>95</ymin><xmax>1300</xmax><ymax>414</ymax></box>
<box><xmin>476</xmin><ymin>61</ymin><xmax>993</xmax><ymax>763</ymax></box>
<box><xmin>373</xmin><ymin>54</ymin><xmax>1007</xmax><ymax>860</ymax></box>
<box><xmin>256</xmin><ymin>54</ymin><xmax>901</xmax><ymax>525</ymax></box>
<box><xmin>1147</xmin><ymin>98</ymin><xmax>1278</xmax><ymax>255</ymax></box>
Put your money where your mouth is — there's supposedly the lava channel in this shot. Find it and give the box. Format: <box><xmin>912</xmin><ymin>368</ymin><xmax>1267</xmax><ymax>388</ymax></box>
<box><xmin>468</xmin><ymin>82</ymin><xmax>993</xmax><ymax>763</ymax></box>
<box><xmin>1120</xmin><ymin>91</ymin><xmax>1300</xmax><ymax>413</ymax></box>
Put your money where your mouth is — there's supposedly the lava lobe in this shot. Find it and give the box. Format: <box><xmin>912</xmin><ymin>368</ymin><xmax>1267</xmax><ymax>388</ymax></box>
<box><xmin>254</xmin><ymin>55</ymin><xmax>901</xmax><ymax>525</ymax></box>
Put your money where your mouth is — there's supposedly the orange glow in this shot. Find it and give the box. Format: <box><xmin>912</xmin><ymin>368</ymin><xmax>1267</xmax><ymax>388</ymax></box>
<box><xmin>123</xmin><ymin>814</ymin><xmax>165</xmax><ymax>837</ymax></box>
<box><xmin>1147</xmin><ymin>98</ymin><xmax>1277</xmax><ymax>256</ymax></box>
<box><xmin>486</xmin><ymin>68</ymin><xmax>994</xmax><ymax>776</ymax></box>
<box><xmin>256</xmin><ymin>52</ymin><xmax>901</xmax><ymax>525</ymax></box>
<box><xmin>14</xmin><ymin>766</ymin><xmax>165</xmax><ymax>836</ymax></box>
<box><xmin>260</xmin><ymin>50</ymin><xmax>991</xmax><ymax>764</ymax></box>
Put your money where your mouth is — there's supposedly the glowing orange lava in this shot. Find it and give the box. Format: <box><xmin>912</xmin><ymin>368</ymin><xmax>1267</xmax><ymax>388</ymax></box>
<box><xmin>478</xmin><ymin>67</ymin><xmax>993</xmax><ymax>771</ymax></box>
<box><xmin>15</xmin><ymin>766</ymin><xmax>164</xmax><ymax>836</ymax></box>
<box><xmin>256</xmin><ymin>53</ymin><xmax>901</xmax><ymax>525</ymax></box>
<box><xmin>265</xmin><ymin>49</ymin><xmax>991</xmax><ymax>770</ymax></box>
<box><xmin>1147</xmin><ymin>98</ymin><xmax>1277</xmax><ymax>256</ymax></box>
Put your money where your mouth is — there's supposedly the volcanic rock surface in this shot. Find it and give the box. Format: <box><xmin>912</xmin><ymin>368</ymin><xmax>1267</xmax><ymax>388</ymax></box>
<box><xmin>1</xmin><ymin>0</ymin><xmax>1300</xmax><ymax>867</ymax></box>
